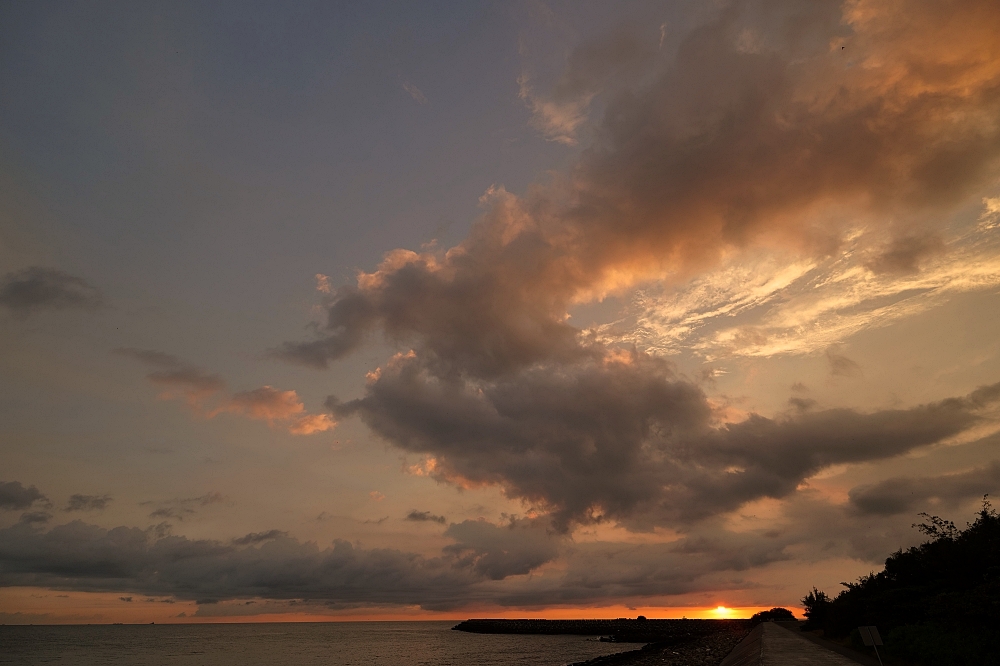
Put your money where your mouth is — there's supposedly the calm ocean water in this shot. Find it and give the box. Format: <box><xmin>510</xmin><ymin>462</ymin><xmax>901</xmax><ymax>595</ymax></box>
<box><xmin>0</xmin><ymin>621</ymin><xmax>633</xmax><ymax>666</ymax></box>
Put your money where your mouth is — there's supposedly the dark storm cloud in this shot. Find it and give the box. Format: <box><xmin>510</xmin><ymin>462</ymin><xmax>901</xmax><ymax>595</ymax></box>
<box><xmin>0</xmin><ymin>481</ymin><xmax>49</xmax><ymax>511</ymax></box>
<box><xmin>464</xmin><ymin>498</ymin><xmax>902</xmax><ymax>608</ymax></box>
<box><xmin>0</xmin><ymin>520</ymin><xmax>488</xmax><ymax>609</ymax></box>
<box><xmin>524</xmin><ymin>531</ymin><xmax>794</xmax><ymax>606</ymax></box>
<box><xmin>405</xmin><ymin>510</ymin><xmax>446</xmax><ymax>524</ymax></box>
<box><xmin>64</xmin><ymin>494</ymin><xmax>113</xmax><ymax>512</ymax></box>
<box><xmin>334</xmin><ymin>350</ymin><xmax>1000</xmax><ymax>530</ymax></box>
<box><xmin>848</xmin><ymin>461</ymin><xmax>1000</xmax><ymax>516</ymax></box>
<box><xmin>0</xmin><ymin>502</ymin><xmax>950</xmax><ymax>609</ymax></box>
<box><xmin>443</xmin><ymin>519</ymin><xmax>561</xmax><ymax>580</ymax></box>
<box><xmin>0</xmin><ymin>267</ymin><xmax>102</xmax><ymax>315</ymax></box>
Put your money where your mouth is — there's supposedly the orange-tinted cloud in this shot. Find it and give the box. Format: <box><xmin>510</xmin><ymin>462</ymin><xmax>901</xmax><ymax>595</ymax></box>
<box><xmin>215</xmin><ymin>386</ymin><xmax>336</xmax><ymax>434</ymax></box>
<box><xmin>117</xmin><ymin>350</ymin><xmax>334</xmax><ymax>435</ymax></box>
<box><xmin>280</xmin><ymin>0</ymin><xmax>1000</xmax><ymax>532</ymax></box>
<box><xmin>218</xmin><ymin>386</ymin><xmax>305</xmax><ymax>422</ymax></box>
<box><xmin>278</xmin><ymin>0</ymin><xmax>1000</xmax><ymax>376</ymax></box>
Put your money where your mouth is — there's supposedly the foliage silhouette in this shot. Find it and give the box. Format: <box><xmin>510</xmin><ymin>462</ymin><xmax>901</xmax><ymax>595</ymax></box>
<box><xmin>803</xmin><ymin>497</ymin><xmax>1000</xmax><ymax>665</ymax></box>
<box><xmin>750</xmin><ymin>607</ymin><xmax>795</xmax><ymax>625</ymax></box>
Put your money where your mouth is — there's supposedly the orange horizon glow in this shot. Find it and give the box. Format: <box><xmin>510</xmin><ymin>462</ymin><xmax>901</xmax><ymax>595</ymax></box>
<box><xmin>155</xmin><ymin>605</ymin><xmax>794</xmax><ymax>624</ymax></box>
<box><xmin>0</xmin><ymin>587</ymin><xmax>801</xmax><ymax>624</ymax></box>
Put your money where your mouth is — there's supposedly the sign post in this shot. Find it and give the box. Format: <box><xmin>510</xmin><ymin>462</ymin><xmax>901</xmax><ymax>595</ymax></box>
<box><xmin>858</xmin><ymin>626</ymin><xmax>884</xmax><ymax>666</ymax></box>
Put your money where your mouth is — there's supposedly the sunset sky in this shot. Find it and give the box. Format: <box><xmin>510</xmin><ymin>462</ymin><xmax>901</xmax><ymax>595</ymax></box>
<box><xmin>3</xmin><ymin>0</ymin><xmax>1000</xmax><ymax>624</ymax></box>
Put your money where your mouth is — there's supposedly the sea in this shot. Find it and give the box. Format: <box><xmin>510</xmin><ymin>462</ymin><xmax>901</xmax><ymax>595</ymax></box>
<box><xmin>0</xmin><ymin>621</ymin><xmax>633</xmax><ymax>665</ymax></box>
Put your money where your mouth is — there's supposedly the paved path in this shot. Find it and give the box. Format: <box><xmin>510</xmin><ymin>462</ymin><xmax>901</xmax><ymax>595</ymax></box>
<box><xmin>720</xmin><ymin>622</ymin><xmax>876</xmax><ymax>666</ymax></box>
<box><xmin>760</xmin><ymin>623</ymin><xmax>863</xmax><ymax>665</ymax></box>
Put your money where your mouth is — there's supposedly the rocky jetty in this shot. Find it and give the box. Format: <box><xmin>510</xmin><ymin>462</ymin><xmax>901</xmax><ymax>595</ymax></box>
<box><xmin>452</xmin><ymin>618</ymin><xmax>751</xmax><ymax>644</ymax></box>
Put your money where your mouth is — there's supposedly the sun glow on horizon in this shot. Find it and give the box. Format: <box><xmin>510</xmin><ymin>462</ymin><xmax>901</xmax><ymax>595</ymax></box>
<box><xmin>712</xmin><ymin>605</ymin><xmax>734</xmax><ymax>618</ymax></box>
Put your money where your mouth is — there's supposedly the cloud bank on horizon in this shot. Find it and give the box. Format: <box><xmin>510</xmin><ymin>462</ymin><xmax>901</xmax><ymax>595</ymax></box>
<box><xmin>4</xmin><ymin>0</ymin><xmax>1000</xmax><ymax>618</ymax></box>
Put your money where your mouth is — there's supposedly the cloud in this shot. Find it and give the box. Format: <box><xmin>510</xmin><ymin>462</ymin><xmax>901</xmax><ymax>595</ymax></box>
<box><xmin>18</xmin><ymin>511</ymin><xmax>52</xmax><ymax>525</ymax></box>
<box><xmin>0</xmin><ymin>515</ymin><xmax>571</xmax><ymax>609</ymax></box>
<box><xmin>114</xmin><ymin>348</ymin><xmax>225</xmax><ymax>408</ymax></box>
<box><xmin>231</xmin><ymin>530</ymin><xmax>287</xmax><ymax>546</ymax></box>
<box><xmin>443</xmin><ymin>519</ymin><xmax>561</xmax><ymax>580</ymax></box>
<box><xmin>220</xmin><ymin>386</ymin><xmax>305</xmax><ymax>422</ymax></box>
<box><xmin>216</xmin><ymin>386</ymin><xmax>336</xmax><ymax>435</ymax></box>
<box><xmin>287</xmin><ymin>413</ymin><xmax>336</xmax><ymax>435</ymax></box>
<box><xmin>0</xmin><ymin>267</ymin><xmax>102</xmax><ymax>315</ymax></box>
<box><xmin>848</xmin><ymin>461</ymin><xmax>1000</xmax><ymax>516</ymax></box>
<box><xmin>279</xmin><ymin>0</ymin><xmax>1000</xmax><ymax>375</ymax></box>
<box><xmin>333</xmin><ymin>347</ymin><xmax>1000</xmax><ymax>530</ymax></box>
<box><xmin>275</xmin><ymin>0</ymin><xmax>1000</xmax><ymax>536</ymax></box>
<box><xmin>0</xmin><ymin>481</ymin><xmax>49</xmax><ymax>511</ymax></box>
<box><xmin>0</xmin><ymin>520</ymin><xmax>482</xmax><ymax>609</ymax></box>
<box><xmin>141</xmin><ymin>492</ymin><xmax>225</xmax><ymax>521</ymax></box>
<box><xmin>402</xmin><ymin>81</ymin><xmax>427</xmax><ymax>105</ymax></box>
<box><xmin>864</xmin><ymin>234</ymin><xmax>945</xmax><ymax>275</ymax></box>
<box><xmin>518</xmin><ymin>26</ymin><xmax>656</xmax><ymax>145</ymax></box>
<box><xmin>64</xmin><ymin>494</ymin><xmax>113</xmax><ymax>512</ymax></box>
<box><xmin>117</xmin><ymin>349</ymin><xmax>334</xmax><ymax>435</ymax></box>
<box><xmin>597</xmin><ymin>223</ymin><xmax>1000</xmax><ymax>360</ymax></box>
<box><xmin>518</xmin><ymin>73</ymin><xmax>591</xmax><ymax>145</ymax></box>
<box><xmin>405</xmin><ymin>510</ymin><xmax>446</xmax><ymax>525</ymax></box>
<box><xmin>0</xmin><ymin>497</ymin><xmax>967</xmax><ymax>610</ymax></box>
<box><xmin>825</xmin><ymin>347</ymin><xmax>861</xmax><ymax>378</ymax></box>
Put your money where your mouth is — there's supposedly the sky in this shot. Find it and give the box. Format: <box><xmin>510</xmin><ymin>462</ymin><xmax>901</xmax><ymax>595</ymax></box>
<box><xmin>2</xmin><ymin>0</ymin><xmax>1000</xmax><ymax>624</ymax></box>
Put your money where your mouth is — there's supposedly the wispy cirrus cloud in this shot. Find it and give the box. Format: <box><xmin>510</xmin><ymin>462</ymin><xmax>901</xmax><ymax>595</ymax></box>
<box><xmin>597</xmin><ymin>219</ymin><xmax>1000</xmax><ymax>360</ymax></box>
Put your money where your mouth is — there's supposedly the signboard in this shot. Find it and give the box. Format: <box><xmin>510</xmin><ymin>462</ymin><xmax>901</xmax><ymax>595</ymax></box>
<box><xmin>858</xmin><ymin>626</ymin><xmax>884</xmax><ymax>666</ymax></box>
<box><xmin>858</xmin><ymin>626</ymin><xmax>883</xmax><ymax>646</ymax></box>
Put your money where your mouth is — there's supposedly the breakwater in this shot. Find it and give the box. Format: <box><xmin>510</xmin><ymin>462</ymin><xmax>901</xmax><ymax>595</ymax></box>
<box><xmin>452</xmin><ymin>619</ymin><xmax>751</xmax><ymax>643</ymax></box>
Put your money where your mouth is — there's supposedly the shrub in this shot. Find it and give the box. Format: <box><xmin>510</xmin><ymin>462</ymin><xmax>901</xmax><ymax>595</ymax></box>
<box><xmin>750</xmin><ymin>607</ymin><xmax>796</xmax><ymax>625</ymax></box>
<box><xmin>803</xmin><ymin>497</ymin><xmax>1000</xmax><ymax>665</ymax></box>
